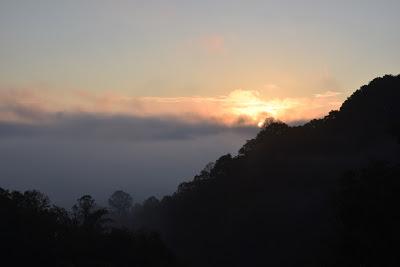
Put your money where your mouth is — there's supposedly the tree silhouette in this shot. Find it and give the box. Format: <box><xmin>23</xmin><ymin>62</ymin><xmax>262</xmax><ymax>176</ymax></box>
<box><xmin>2</xmin><ymin>74</ymin><xmax>400</xmax><ymax>266</ymax></box>
<box><xmin>334</xmin><ymin>162</ymin><xmax>400</xmax><ymax>266</ymax></box>
<box><xmin>131</xmin><ymin>75</ymin><xmax>400</xmax><ymax>267</ymax></box>
<box><xmin>108</xmin><ymin>190</ymin><xmax>133</xmax><ymax>228</ymax></box>
<box><xmin>108</xmin><ymin>190</ymin><xmax>133</xmax><ymax>216</ymax></box>
<box><xmin>72</xmin><ymin>194</ymin><xmax>109</xmax><ymax>231</ymax></box>
<box><xmin>0</xmin><ymin>189</ymin><xmax>180</xmax><ymax>266</ymax></box>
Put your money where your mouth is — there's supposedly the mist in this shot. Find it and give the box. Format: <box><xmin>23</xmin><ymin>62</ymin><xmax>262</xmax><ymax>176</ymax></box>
<box><xmin>0</xmin><ymin>114</ymin><xmax>257</xmax><ymax>206</ymax></box>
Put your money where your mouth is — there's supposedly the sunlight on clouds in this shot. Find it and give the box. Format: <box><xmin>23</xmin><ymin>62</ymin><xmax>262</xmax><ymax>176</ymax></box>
<box><xmin>224</xmin><ymin>90</ymin><xmax>299</xmax><ymax>126</ymax></box>
<box><xmin>314</xmin><ymin>91</ymin><xmax>342</xmax><ymax>98</ymax></box>
<box><xmin>0</xmin><ymin>87</ymin><xmax>343</xmax><ymax>126</ymax></box>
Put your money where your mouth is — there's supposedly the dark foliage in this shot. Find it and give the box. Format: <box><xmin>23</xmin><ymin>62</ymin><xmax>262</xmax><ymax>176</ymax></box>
<box><xmin>131</xmin><ymin>75</ymin><xmax>400</xmax><ymax>266</ymax></box>
<box><xmin>108</xmin><ymin>190</ymin><xmax>134</xmax><ymax>228</ymax></box>
<box><xmin>335</xmin><ymin>163</ymin><xmax>400</xmax><ymax>267</ymax></box>
<box><xmin>1</xmin><ymin>75</ymin><xmax>400</xmax><ymax>266</ymax></box>
<box><xmin>0</xmin><ymin>189</ymin><xmax>179</xmax><ymax>267</ymax></box>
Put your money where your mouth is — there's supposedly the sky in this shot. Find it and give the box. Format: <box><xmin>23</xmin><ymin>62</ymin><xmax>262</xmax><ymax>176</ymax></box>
<box><xmin>0</xmin><ymin>0</ymin><xmax>400</xmax><ymax>206</ymax></box>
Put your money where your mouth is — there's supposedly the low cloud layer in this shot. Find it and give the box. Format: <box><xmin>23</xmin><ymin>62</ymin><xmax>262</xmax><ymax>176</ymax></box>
<box><xmin>0</xmin><ymin>113</ymin><xmax>257</xmax><ymax>141</ymax></box>
<box><xmin>0</xmin><ymin>99</ymin><xmax>259</xmax><ymax>206</ymax></box>
<box><xmin>0</xmin><ymin>87</ymin><xmax>343</xmax><ymax>206</ymax></box>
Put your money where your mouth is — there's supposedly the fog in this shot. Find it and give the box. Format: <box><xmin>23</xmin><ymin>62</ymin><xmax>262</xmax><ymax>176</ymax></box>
<box><xmin>0</xmin><ymin>114</ymin><xmax>257</xmax><ymax>207</ymax></box>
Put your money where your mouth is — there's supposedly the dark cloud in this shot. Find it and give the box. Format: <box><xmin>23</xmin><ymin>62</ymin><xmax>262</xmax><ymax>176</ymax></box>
<box><xmin>0</xmin><ymin>113</ymin><xmax>257</xmax><ymax>141</ymax></box>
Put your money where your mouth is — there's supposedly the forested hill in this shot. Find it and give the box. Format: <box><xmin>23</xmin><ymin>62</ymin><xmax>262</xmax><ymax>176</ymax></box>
<box><xmin>2</xmin><ymin>75</ymin><xmax>399</xmax><ymax>267</ymax></box>
<box><xmin>133</xmin><ymin>75</ymin><xmax>400</xmax><ymax>267</ymax></box>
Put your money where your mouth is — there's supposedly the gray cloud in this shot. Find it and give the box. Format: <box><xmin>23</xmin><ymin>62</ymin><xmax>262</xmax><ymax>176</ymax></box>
<box><xmin>0</xmin><ymin>113</ymin><xmax>258</xmax><ymax>141</ymax></box>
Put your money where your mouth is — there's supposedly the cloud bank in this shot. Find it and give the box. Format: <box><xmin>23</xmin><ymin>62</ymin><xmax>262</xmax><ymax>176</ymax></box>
<box><xmin>0</xmin><ymin>114</ymin><xmax>257</xmax><ymax>141</ymax></box>
<box><xmin>0</xmin><ymin>86</ymin><xmax>343</xmax><ymax>207</ymax></box>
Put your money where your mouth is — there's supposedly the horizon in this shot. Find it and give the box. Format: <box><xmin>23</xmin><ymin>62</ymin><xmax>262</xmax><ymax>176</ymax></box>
<box><xmin>0</xmin><ymin>75</ymin><xmax>394</xmax><ymax>206</ymax></box>
<box><xmin>1</xmin><ymin>1</ymin><xmax>400</xmax><ymax>205</ymax></box>
<box><xmin>2</xmin><ymin>2</ymin><xmax>400</xmax><ymax>266</ymax></box>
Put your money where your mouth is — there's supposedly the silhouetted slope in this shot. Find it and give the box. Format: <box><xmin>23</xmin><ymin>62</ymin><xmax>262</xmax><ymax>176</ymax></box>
<box><xmin>335</xmin><ymin>162</ymin><xmax>400</xmax><ymax>267</ymax></box>
<box><xmin>0</xmin><ymin>189</ymin><xmax>180</xmax><ymax>267</ymax></box>
<box><xmin>133</xmin><ymin>75</ymin><xmax>400</xmax><ymax>267</ymax></box>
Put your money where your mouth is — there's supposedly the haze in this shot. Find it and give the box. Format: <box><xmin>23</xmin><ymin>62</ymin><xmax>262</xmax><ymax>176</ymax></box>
<box><xmin>1</xmin><ymin>0</ymin><xmax>400</xmax><ymax>205</ymax></box>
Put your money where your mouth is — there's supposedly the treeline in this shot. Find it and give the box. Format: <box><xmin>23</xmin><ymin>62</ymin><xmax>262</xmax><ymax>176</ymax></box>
<box><xmin>129</xmin><ymin>75</ymin><xmax>400</xmax><ymax>266</ymax></box>
<box><xmin>335</xmin><ymin>162</ymin><xmax>400</xmax><ymax>266</ymax></box>
<box><xmin>1</xmin><ymin>75</ymin><xmax>400</xmax><ymax>266</ymax></box>
<box><xmin>0</xmin><ymin>188</ymin><xmax>179</xmax><ymax>267</ymax></box>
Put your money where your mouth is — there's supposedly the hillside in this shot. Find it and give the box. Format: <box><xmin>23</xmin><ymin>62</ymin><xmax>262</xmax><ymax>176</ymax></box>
<box><xmin>133</xmin><ymin>75</ymin><xmax>400</xmax><ymax>267</ymax></box>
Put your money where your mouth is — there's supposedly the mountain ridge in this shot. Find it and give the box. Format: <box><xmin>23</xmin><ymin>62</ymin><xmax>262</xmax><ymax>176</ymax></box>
<box><xmin>132</xmin><ymin>74</ymin><xmax>400</xmax><ymax>267</ymax></box>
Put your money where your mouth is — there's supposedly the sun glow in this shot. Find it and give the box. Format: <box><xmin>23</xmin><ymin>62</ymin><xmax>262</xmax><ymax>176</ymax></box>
<box><xmin>257</xmin><ymin>121</ymin><xmax>264</xmax><ymax>128</ymax></box>
<box><xmin>225</xmin><ymin>90</ymin><xmax>296</xmax><ymax>126</ymax></box>
<box><xmin>0</xmin><ymin>88</ymin><xmax>343</xmax><ymax>128</ymax></box>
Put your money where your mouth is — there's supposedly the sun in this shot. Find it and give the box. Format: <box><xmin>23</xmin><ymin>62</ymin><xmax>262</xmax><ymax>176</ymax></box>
<box><xmin>225</xmin><ymin>89</ymin><xmax>292</xmax><ymax>126</ymax></box>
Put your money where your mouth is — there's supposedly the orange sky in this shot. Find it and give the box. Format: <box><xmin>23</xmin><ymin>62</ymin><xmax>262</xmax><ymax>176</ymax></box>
<box><xmin>0</xmin><ymin>87</ymin><xmax>343</xmax><ymax>126</ymax></box>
